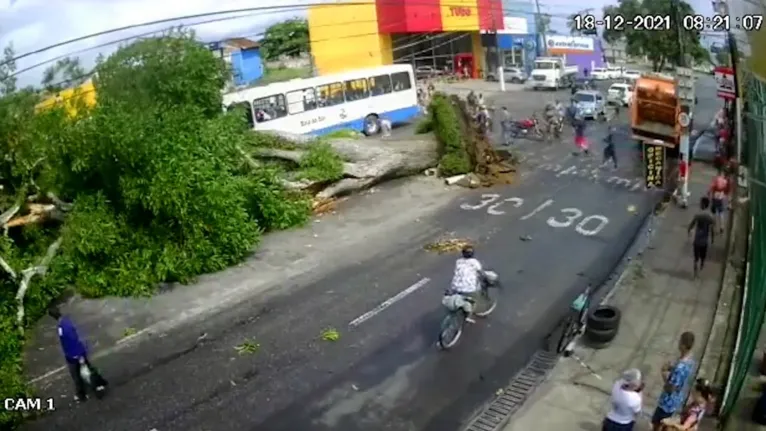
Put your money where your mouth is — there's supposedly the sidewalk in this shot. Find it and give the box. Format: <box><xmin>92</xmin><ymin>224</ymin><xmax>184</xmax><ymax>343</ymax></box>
<box><xmin>504</xmin><ymin>164</ymin><xmax>729</xmax><ymax>431</ymax></box>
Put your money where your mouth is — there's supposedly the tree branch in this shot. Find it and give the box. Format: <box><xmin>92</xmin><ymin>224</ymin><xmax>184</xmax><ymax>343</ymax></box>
<box><xmin>16</xmin><ymin>237</ymin><xmax>63</xmax><ymax>334</ymax></box>
<box><xmin>0</xmin><ymin>255</ymin><xmax>17</xmax><ymax>280</ymax></box>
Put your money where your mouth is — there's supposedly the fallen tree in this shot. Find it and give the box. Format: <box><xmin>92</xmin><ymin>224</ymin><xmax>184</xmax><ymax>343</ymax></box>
<box><xmin>250</xmin><ymin>131</ymin><xmax>440</xmax><ymax>198</ymax></box>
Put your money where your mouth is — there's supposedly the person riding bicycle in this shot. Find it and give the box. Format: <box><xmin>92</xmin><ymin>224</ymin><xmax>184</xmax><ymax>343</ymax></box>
<box><xmin>446</xmin><ymin>245</ymin><xmax>485</xmax><ymax>324</ymax></box>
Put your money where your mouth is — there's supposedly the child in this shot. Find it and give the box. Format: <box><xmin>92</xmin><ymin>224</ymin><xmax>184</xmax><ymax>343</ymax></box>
<box><xmin>660</xmin><ymin>378</ymin><xmax>715</xmax><ymax>430</ymax></box>
<box><xmin>602</xmin><ymin>126</ymin><xmax>618</xmax><ymax>169</ymax></box>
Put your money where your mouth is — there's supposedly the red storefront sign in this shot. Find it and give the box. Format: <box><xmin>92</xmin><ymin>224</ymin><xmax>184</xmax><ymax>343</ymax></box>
<box><xmin>375</xmin><ymin>0</ymin><xmax>503</xmax><ymax>33</ymax></box>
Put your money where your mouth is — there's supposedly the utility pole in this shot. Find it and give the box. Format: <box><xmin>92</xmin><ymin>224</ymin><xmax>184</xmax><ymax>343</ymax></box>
<box><xmin>534</xmin><ymin>0</ymin><xmax>547</xmax><ymax>56</ymax></box>
<box><xmin>491</xmin><ymin>1</ymin><xmax>505</xmax><ymax>91</ymax></box>
<box><xmin>673</xmin><ymin>0</ymin><xmax>694</xmax><ymax>206</ymax></box>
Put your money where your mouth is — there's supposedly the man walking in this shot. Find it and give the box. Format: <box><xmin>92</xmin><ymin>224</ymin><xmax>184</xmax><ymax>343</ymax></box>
<box><xmin>688</xmin><ymin>197</ymin><xmax>715</xmax><ymax>278</ymax></box>
<box><xmin>601</xmin><ymin>126</ymin><xmax>619</xmax><ymax>169</ymax></box>
<box><xmin>49</xmin><ymin>306</ymin><xmax>106</xmax><ymax>401</ymax></box>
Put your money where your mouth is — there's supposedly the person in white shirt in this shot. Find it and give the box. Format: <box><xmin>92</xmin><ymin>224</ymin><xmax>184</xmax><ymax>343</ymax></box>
<box><xmin>603</xmin><ymin>368</ymin><xmax>644</xmax><ymax>431</ymax></box>
<box><xmin>448</xmin><ymin>246</ymin><xmax>484</xmax><ymax>323</ymax></box>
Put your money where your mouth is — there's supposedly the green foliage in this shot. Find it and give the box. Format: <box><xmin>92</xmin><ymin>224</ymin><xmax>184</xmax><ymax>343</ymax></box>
<box><xmin>602</xmin><ymin>0</ymin><xmax>704</xmax><ymax>71</ymax></box>
<box><xmin>415</xmin><ymin>114</ymin><xmax>434</xmax><ymax>134</ymax></box>
<box><xmin>322</xmin><ymin>129</ymin><xmax>360</xmax><ymax>140</ymax></box>
<box><xmin>41</xmin><ymin>57</ymin><xmax>88</xmax><ymax>93</ymax></box>
<box><xmin>429</xmin><ymin>93</ymin><xmax>471</xmax><ymax>177</ymax></box>
<box><xmin>260</xmin><ymin>19</ymin><xmax>309</xmax><ymax>61</ymax></box>
<box><xmin>298</xmin><ymin>142</ymin><xmax>345</xmax><ymax>182</ymax></box>
<box><xmin>0</xmin><ymin>31</ymin><xmax>317</xmax><ymax>429</ymax></box>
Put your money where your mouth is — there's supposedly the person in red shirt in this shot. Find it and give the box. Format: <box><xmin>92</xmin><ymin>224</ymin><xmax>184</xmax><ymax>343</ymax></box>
<box><xmin>674</xmin><ymin>154</ymin><xmax>690</xmax><ymax>207</ymax></box>
<box><xmin>709</xmin><ymin>168</ymin><xmax>730</xmax><ymax>233</ymax></box>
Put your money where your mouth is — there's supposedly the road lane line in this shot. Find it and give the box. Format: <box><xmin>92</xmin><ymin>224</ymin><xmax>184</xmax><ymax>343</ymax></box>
<box><xmin>348</xmin><ymin>277</ymin><xmax>431</xmax><ymax>327</ymax></box>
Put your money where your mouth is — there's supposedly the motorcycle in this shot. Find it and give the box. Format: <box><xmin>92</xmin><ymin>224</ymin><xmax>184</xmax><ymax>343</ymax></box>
<box><xmin>509</xmin><ymin>115</ymin><xmax>543</xmax><ymax>139</ymax></box>
<box><xmin>438</xmin><ymin>270</ymin><xmax>501</xmax><ymax>350</ymax></box>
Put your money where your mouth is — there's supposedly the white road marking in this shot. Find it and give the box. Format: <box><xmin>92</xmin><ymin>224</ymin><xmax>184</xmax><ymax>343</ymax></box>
<box><xmin>520</xmin><ymin>199</ymin><xmax>553</xmax><ymax>220</ymax></box>
<box><xmin>348</xmin><ymin>278</ymin><xmax>431</xmax><ymax>327</ymax></box>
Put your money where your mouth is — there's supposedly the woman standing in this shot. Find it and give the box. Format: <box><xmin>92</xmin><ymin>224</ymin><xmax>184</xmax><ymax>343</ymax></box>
<box><xmin>603</xmin><ymin>369</ymin><xmax>644</xmax><ymax>431</ymax></box>
<box><xmin>660</xmin><ymin>378</ymin><xmax>715</xmax><ymax>430</ymax></box>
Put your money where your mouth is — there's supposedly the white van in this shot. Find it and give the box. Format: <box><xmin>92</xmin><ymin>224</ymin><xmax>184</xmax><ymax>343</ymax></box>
<box><xmin>591</xmin><ymin>68</ymin><xmax>609</xmax><ymax>80</ymax></box>
<box><xmin>607</xmin><ymin>66</ymin><xmax>624</xmax><ymax>79</ymax></box>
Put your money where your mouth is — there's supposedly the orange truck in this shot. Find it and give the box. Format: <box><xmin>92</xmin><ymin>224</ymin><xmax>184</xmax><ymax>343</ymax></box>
<box><xmin>630</xmin><ymin>74</ymin><xmax>682</xmax><ymax>156</ymax></box>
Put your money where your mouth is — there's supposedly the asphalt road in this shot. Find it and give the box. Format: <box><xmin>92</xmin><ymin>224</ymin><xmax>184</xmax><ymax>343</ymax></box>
<box><xmin>22</xmin><ymin>86</ymin><xmax>663</xmax><ymax>431</ymax></box>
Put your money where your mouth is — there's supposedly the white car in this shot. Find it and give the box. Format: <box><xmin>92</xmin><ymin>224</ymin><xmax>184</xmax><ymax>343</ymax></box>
<box><xmin>607</xmin><ymin>83</ymin><xmax>634</xmax><ymax>106</ymax></box>
<box><xmin>591</xmin><ymin>68</ymin><xmax>610</xmax><ymax>80</ymax></box>
<box><xmin>607</xmin><ymin>67</ymin><xmax>625</xmax><ymax>79</ymax></box>
<box><xmin>623</xmin><ymin>70</ymin><xmax>642</xmax><ymax>80</ymax></box>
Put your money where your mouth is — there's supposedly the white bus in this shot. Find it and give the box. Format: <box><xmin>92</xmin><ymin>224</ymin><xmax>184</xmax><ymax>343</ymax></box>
<box><xmin>222</xmin><ymin>64</ymin><xmax>420</xmax><ymax>136</ymax></box>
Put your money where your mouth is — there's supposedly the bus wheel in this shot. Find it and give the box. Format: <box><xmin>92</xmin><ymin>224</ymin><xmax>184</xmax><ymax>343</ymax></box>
<box><xmin>363</xmin><ymin>114</ymin><xmax>380</xmax><ymax>136</ymax></box>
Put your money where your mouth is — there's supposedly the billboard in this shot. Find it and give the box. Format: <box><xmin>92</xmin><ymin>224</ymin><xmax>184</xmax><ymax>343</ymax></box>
<box><xmin>545</xmin><ymin>35</ymin><xmax>594</xmax><ymax>54</ymax></box>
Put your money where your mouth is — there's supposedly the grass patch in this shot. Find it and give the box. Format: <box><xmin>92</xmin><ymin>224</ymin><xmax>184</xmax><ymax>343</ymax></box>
<box><xmin>258</xmin><ymin>67</ymin><xmax>312</xmax><ymax>85</ymax></box>
<box><xmin>323</xmin><ymin>129</ymin><xmax>361</xmax><ymax>140</ymax></box>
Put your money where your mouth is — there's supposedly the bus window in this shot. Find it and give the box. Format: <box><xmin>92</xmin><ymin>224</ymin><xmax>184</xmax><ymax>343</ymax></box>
<box><xmin>227</xmin><ymin>101</ymin><xmax>254</xmax><ymax>128</ymax></box>
<box><xmin>286</xmin><ymin>88</ymin><xmax>317</xmax><ymax>114</ymax></box>
<box><xmin>316</xmin><ymin>82</ymin><xmax>344</xmax><ymax>107</ymax></box>
<box><xmin>252</xmin><ymin>94</ymin><xmax>287</xmax><ymax>123</ymax></box>
<box><xmin>344</xmin><ymin>78</ymin><xmax>369</xmax><ymax>102</ymax></box>
<box><xmin>369</xmin><ymin>74</ymin><xmax>392</xmax><ymax>96</ymax></box>
<box><xmin>391</xmin><ymin>72</ymin><xmax>412</xmax><ymax>92</ymax></box>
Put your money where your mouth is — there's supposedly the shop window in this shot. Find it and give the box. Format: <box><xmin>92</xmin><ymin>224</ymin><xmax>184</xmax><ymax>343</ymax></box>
<box><xmin>227</xmin><ymin>101</ymin><xmax>254</xmax><ymax>128</ymax></box>
<box><xmin>369</xmin><ymin>74</ymin><xmax>392</xmax><ymax>96</ymax></box>
<box><xmin>316</xmin><ymin>82</ymin><xmax>345</xmax><ymax>107</ymax></box>
<box><xmin>344</xmin><ymin>78</ymin><xmax>369</xmax><ymax>102</ymax></box>
<box><xmin>252</xmin><ymin>95</ymin><xmax>287</xmax><ymax>123</ymax></box>
<box><xmin>391</xmin><ymin>72</ymin><xmax>412</xmax><ymax>92</ymax></box>
<box><xmin>286</xmin><ymin>88</ymin><xmax>317</xmax><ymax>114</ymax></box>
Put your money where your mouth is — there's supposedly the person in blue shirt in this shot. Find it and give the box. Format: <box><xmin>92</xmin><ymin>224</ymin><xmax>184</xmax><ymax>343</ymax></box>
<box><xmin>49</xmin><ymin>306</ymin><xmax>106</xmax><ymax>401</ymax></box>
<box><xmin>652</xmin><ymin>331</ymin><xmax>696</xmax><ymax>430</ymax></box>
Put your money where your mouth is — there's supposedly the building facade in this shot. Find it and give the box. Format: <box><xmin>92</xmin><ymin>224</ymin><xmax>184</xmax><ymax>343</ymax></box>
<box><xmin>492</xmin><ymin>0</ymin><xmax>537</xmax><ymax>73</ymax></box>
<box><xmin>544</xmin><ymin>35</ymin><xmax>605</xmax><ymax>74</ymax></box>
<box><xmin>210</xmin><ymin>38</ymin><xmax>265</xmax><ymax>87</ymax></box>
<box><xmin>308</xmin><ymin>0</ymin><xmax>504</xmax><ymax>78</ymax></box>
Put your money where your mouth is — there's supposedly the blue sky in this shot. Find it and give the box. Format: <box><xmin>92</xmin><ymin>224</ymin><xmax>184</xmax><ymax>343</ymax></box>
<box><xmin>0</xmin><ymin>0</ymin><xmax>716</xmax><ymax>87</ymax></box>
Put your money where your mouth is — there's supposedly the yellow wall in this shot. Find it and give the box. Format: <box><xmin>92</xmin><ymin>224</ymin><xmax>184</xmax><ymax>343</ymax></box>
<box><xmin>308</xmin><ymin>3</ymin><xmax>393</xmax><ymax>75</ymax></box>
<box><xmin>471</xmin><ymin>32</ymin><xmax>484</xmax><ymax>78</ymax></box>
<box><xmin>35</xmin><ymin>80</ymin><xmax>96</xmax><ymax>117</ymax></box>
<box><xmin>440</xmin><ymin>0</ymin><xmax>480</xmax><ymax>32</ymax></box>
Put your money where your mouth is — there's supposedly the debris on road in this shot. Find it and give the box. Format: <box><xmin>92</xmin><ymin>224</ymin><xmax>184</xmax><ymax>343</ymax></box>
<box><xmin>320</xmin><ymin>327</ymin><xmax>340</xmax><ymax>342</ymax></box>
<box><xmin>423</xmin><ymin>237</ymin><xmax>473</xmax><ymax>254</ymax></box>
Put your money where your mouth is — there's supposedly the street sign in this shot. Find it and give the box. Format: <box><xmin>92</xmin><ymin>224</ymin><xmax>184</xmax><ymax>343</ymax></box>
<box><xmin>643</xmin><ymin>143</ymin><xmax>666</xmax><ymax>189</ymax></box>
<box><xmin>714</xmin><ymin>66</ymin><xmax>736</xmax><ymax>100</ymax></box>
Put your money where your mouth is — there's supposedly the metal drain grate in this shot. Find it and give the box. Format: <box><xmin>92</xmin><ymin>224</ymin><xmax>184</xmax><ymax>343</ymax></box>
<box><xmin>463</xmin><ymin>350</ymin><xmax>558</xmax><ymax>431</ymax></box>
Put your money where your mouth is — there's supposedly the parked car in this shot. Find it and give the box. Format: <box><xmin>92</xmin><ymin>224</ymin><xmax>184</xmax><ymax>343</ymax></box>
<box><xmin>607</xmin><ymin>66</ymin><xmax>625</xmax><ymax>79</ymax></box>
<box><xmin>623</xmin><ymin>69</ymin><xmax>642</xmax><ymax>80</ymax></box>
<box><xmin>571</xmin><ymin>76</ymin><xmax>596</xmax><ymax>92</ymax></box>
<box><xmin>607</xmin><ymin>82</ymin><xmax>634</xmax><ymax>106</ymax></box>
<box><xmin>591</xmin><ymin>67</ymin><xmax>610</xmax><ymax>80</ymax></box>
<box><xmin>571</xmin><ymin>90</ymin><xmax>607</xmax><ymax>120</ymax></box>
<box><xmin>485</xmin><ymin>67</ymin><xmax>527</xmax><ymax>83</ymax></box>
<box><xmin>415</xmin><ymin>66</ymin><xmax>437</xmax><ymax>80</ymax></box>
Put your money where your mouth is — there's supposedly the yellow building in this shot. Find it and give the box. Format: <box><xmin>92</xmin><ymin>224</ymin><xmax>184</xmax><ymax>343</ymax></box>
<box><xmin>35</xmin><ymin>79</ymin><xmax>96</xmax><ymax>117</ymax></box>
<box><xmin>308</xmin><ymin>0</ymin><xmax>504</xmax><ymax>78</ymax></box>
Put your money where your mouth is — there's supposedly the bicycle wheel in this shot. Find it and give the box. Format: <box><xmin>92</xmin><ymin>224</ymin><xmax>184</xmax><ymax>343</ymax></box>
<box><xmin>474</xmin><ymin>290</ymin><xmax>497</xmax><ymax>317</ymax></box>
<box><xmin>438</xmin><ymin>311</ymin><xmax>466</xmax><ymax>350</ymax></box>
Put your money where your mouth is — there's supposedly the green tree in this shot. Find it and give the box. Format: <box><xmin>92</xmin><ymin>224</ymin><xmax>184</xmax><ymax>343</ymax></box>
<box><xmin>260</xmin><ymin>19</ymin><xmax>309</xmax><ymax>61</ymax></box>
<box><xmin>0</xmin><ymin>43</ymin><xmax>17</xmax><ymax>96</ymax></box>
<box><xmin>567</xmin><ymin>13</ymin><xmax>581</xmax><ymax>35</ymax></box>
<box><xmin>602</xmin><ymin>0</ymin><xmax>704</xmax><ymax>71</ymax></box>
<box><xmin>41</xmin><ymin>57</ymin><xmax>87</xmax><ymax>92</ymax></box>
<box><xmin>535</xmin><ymin>13</ymin><xmax>552</xmax><ymax>35</ymax></box>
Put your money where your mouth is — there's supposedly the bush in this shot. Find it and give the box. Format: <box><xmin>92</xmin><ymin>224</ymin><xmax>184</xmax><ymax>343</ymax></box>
<box><xmin>429</xmin><ymin>93</ymin><xmax>471</xmax><ymax>177</ymax></box>
<box><xmin>297</xmin><ymin>142</ymin><xmax>345</xmax><ymax>182</ymax></box>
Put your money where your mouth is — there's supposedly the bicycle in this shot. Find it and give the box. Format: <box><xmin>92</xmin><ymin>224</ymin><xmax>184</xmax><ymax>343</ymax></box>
<box><xmin>437</xmin><ymin>271</ymin><xmax>500</xmax><ymax>350</ymax></box>
<box><xmin>551</xmin><ymin>284</ymin><xmax>593</xmax><ymax>354</ymax></box>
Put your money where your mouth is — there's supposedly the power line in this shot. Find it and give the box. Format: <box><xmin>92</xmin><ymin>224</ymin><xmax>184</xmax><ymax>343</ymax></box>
<box><xmin>2</xmin><ymin>0</ymin><xmax>573</xmax><ymax>68</ymax></box>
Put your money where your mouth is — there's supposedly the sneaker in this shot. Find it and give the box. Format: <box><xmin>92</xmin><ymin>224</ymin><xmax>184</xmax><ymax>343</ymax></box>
<box><xmin>465</xmin><ymin>317</ymin><xmax>477</xmax><ymax>324</ymax></box>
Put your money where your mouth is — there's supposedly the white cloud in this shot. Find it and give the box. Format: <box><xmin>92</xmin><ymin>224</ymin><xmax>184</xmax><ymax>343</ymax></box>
<box><xmin>0</xmin><ymin>0</ymin><xmax>318</xmax><ymax>87</ymax></box>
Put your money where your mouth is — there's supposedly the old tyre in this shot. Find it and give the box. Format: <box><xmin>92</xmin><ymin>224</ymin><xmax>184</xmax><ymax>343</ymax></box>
<box><xmin>584</xmin><ymin>326</ymin><xmax>618</xmax><ymax>344</ymax></box>
<box><xmin>587</xmin><ymin>305</ymin><xmax>621</xmax><ymax>331</ymax></box>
